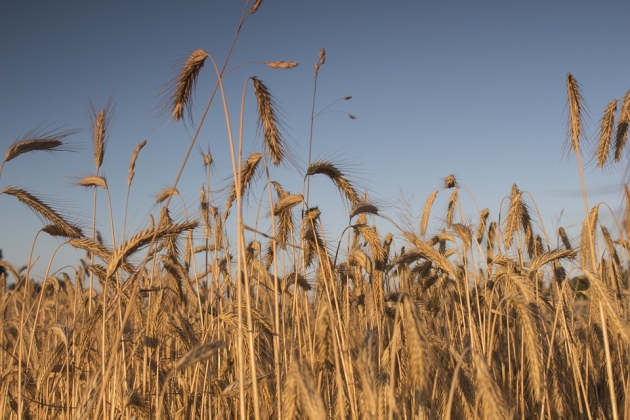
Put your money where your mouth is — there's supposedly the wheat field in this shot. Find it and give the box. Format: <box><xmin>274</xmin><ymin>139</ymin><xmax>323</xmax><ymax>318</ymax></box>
<box><xmin>1</xmin><ymin>2</ymin><xmax>630</xmax><ymax>419</ymax></box>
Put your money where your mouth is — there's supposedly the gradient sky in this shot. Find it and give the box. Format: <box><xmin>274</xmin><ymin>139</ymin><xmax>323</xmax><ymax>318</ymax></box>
<box><xmin>2</xmin><ymin>0</ymin><xmax>630</xmax><ymax>280</ymax></box>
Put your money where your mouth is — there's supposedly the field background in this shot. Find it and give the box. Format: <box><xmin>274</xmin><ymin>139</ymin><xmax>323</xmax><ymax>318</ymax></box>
<box><xmin>2</xmin><ymin>0</ymin><xmax>630</xmax><ymax>419</ymax></box>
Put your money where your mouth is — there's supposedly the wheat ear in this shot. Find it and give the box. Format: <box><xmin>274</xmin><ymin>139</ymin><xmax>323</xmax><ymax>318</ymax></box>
<box><xmin>446</xmin><ymin>188</ymin><xmax>459</xmax><ymax>228</ymax></box>
<box><xmin>2</xmin><ymin>126</ymin><xmax>77</xmax><ymax>172</ymax></box>
<box><xmin>596</xmin><ymin>99</ymin><xmax>618</xmax><ymax>167</ymax></box>
<box><xmin>614</xmin><ymin>89</ymin><xmax>630</xmax><ymax>161</ymax></box>
<box><xmin>225</xmin><ymin>152</ymin><xmax>263</xmax><ymax>214</ymax></box>
<box><xmin>249</xmin><ymin>0</ymin><xmax>263</xmax><ymax>14</ymax></box>
<box><xmin>401</xmin><ymin>295</ymin><xmax>428</xmax><ymax>392</ymax></box>
<box><xmin>580</xmin><ymin>205</ymin><xmax>599</xmax><ymax>267</ymax></box>
<box><xmin>306</xmin><ymin>160</ymin><xmax>360</xmax><ymax>205</ymax></box>
<box><xmin>566</xmin><ymin>73</ymin><xmax>584</xmax><ymax>154</ymax></box>
<box><xmin>472</xmin><ymin>351</ymin><xmax>508</xmax><ymax>420</ymax></box>
<box><xmin>421</xmin><ymin>190</ymin><xmax>438</xmax><ymax>236</ymax></box>
<box><xmin>108</xmin><ymin>221</ymin><xmax>198</xmax><ymax>275</ymax></box>
<box><xmin>252</xmin><ymin>77</ymin><xmax>289</xmax><ymax>166</ymax></box>
<box><xmin>78</xmin><ymin>175</ymin><xmax>108</xmax><ymax>190</ymax></box>
<box><xmin>265</xmin><ymin>61</ymin><xmax>298</xmax><ymax>69</ymax></box>
<box><xmin>88</xmin><ymin>99</ymin><xmax>113</xmax><ymax>172</ymax></box>
<box><xmin>171</xmin><ymin>49</ymin><xmax>209</xmax><ymax>122</ymax></box>
<box><xmin>156</xmin><ymin>187</ymin><xmax>179</xmax><ymax>204</ymax></box>
<box><xmin>504</xmin><ymin>184</ymin><xmax>532</xmax><ymax>249</ymax></box>
<box><xmin>127</xmin><ymin>140</ymin><xmax>147</xmax><ymax>187</ymax></box>
<box><xmin>273</xmin><ymin>193</ymin><xmax>302</xmax><ymax>249</ymax></box>
<box><xmin>476</xmin><ymin>208</ymin><xmax>490</xmax><ymax>243</ymax></box>
<box><xmin>2</xmin><ymin>186</ymin><xmax>83</xmax><ymax>238</ymax></box>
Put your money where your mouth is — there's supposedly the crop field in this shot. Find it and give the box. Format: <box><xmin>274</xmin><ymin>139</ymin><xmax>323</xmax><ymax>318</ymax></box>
<box><xmin>1</xmin><ymin>1</ymin><xmax>630</xmax><ymax>419</ymax></box>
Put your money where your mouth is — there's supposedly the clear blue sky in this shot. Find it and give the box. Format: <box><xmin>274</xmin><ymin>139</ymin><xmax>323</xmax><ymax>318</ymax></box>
<box><xmin>2</xmin><ymin>0</ymin><xmax>630</xmax><ymax>280</ymax></box>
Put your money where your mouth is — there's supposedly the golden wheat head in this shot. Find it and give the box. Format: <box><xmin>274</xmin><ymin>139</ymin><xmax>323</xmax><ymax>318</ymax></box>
<box><xmin>171</xmin><ymin>49</ymin><xmax>209</xmax><ymax>122</ymax></box>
